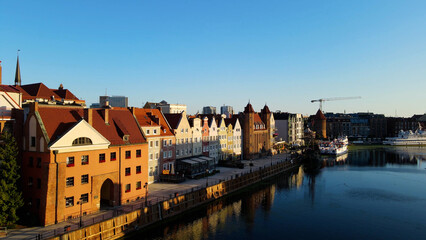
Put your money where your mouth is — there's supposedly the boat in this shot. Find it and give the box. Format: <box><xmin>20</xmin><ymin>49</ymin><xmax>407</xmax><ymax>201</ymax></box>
<box><xmin>319</xmin><ymin>136</ymin><xmax>348</xmax><ymax>156</ymax></box>
<box><xmin>383</xmin><ymin>125</ymin><xmax>426</xmax><ymax>146</ymax></box>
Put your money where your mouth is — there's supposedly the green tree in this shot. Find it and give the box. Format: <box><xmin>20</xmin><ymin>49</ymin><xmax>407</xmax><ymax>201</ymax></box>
<box><xmin>0</xmin><ymin>132</ymin><xmax>24</xmax><ymax>227</ymax></box>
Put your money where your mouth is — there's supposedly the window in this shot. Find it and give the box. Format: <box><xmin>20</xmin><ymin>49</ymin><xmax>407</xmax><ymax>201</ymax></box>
<box><xmin>125</xmin><ymin>167</ymin><xmax>131</xmax><ymax>176</ymax></box>
<box><xmin>155</xmin><ymin>153</ymin><xmax>159</xmax><ymax>159</ymax></box>
<box><xmin>36</xmin><ymin>158</ymin><xmax>41</xmax><ymax>168</ymax></box>
<box><xmin>156</xmin><ymin>141</ymin><xmax>159</xmax><ymax>147</ymax></box>
<box><xmin>136</xmin><ymin>181</ymin><xmax>141</xmax><ymax>190</ymax></box>
<box><xmin>163</xmin><ymin>140</ymin><xmax>167</xmax><ymax>146</ymax></box>
<box><xmin>29</xmin><ymin>157</ymin><xmax>34</xmax><ymax>167</ymax></box>
<box><xmin>168</xmin><ymin>151</ymin><xmax>172</xmax><ymax>158</ymax></box>
<box><xmin>149</xmin><ymin>141</ymin><xmax>153</xmax><ymax>148</ymax></box>
<box><xmin>181</xmin><ymin>129</ymin><xmax>184</xmax><ymax>133</ymax></box>
<box><xmin>80</xmin><ymin>193</ymin><xmax>89</xmax><ymax>203</ymax></box>
<box><xmin>66</xmin><ymin>177</ymin><xmax>74</xmax><ymax>187</ymax></box>
<box><xmin>125</xmin><ymin>184</ymin><xmax>131</xmax><ymax>193</ymax></box>
<box><xmin>125</xmin><ymin>150</ymin><xmax>131</xmax><ymax>159</ymax></box>
<box><xmin>72</xmin><ymin>137</ymin><xmax>92</xmax><ymax>146</ymax></box>
<box><xmin>37</xmin><ymin>178</ymin><xmax>41</xmax><ymax>189</ymax></box>
<box><xmin>66</xmin><ymin>197</ymin><xmax>74</xmax><ymax>207</ymax></box>
<box><xmin>81</xmin><ymin>155</ymin><xmax>89</xmax><ymax>165</ymax></box>
<box><xmin>163</xmin><ymin>129</ymin><xmax>166</xmax><ymax>133</ymax></box>
<box><xmin>110</xmin><ymin>152</ymin><xmax>116</xmax><ymax>161</ymax></box>
<box><xmin>31</xmin><ymin>136</ymin><xmax>36</xmax><ymax>147</ymax></box>
<box><xmin>153</xmin><ymin>129</ymin><xmax>157</xmax><ymax>134</ymax></box>
<box><xmin>146</xmin><ymin>129</ymin><xmax>150</xmax><ymax>135</ymax></box>
<box><xmin>136</xmin><ymin>166</ymin><xmax>141</xmax><ymax>174</ymax></box>
<box><xmin>185</xmin><ymin>128</ymin><xmax>188</xmax><ymax>133</ymax></box>
<box><xmin>67</xmin><ymin>157</ymin><xmax>75</xmax><ymax>167</ymax></box>
<box><xmin>163</xmin><ymin>151</ymin><xmax>167</xmax><ymax>158</ymax></box>
<box><xmin>99</xmin><ymin>153</ymin><xmax>106</xmax><ymax>163</ymax></box>
<box><xmin>176</xmin><ymin>150</ymin><xmax>179</xmax><ymax>156</ymax></box>
<box><xmin>149</xmin><ymin>153</ymin><xmax>153</xmax><ymax>160</ymax></box>
<box><xmin>136</xmin><ymin>150</ymin><xmax>141</xmax><ymax>158</ymax></box>
<box><xmin>28</xmin><ymin>177</ymin><xmax>33</xmax><ymax>187</ymax></box>
<box><xmin>149</xmin><ymin>167</ymin><xmax>153</xmax><ymax>176</ymax></box>
<box><xmin>185</xmin><ymin>138</ymin><xmax>188</xmax><ymax>143</ymax></box>
<box><xmin>81</xmin><ymin>174</ymin><xmax>89</xmax><ymax>184</ymax></box>
<box><xmin>169</xmin><ymin>140</ymin><xmax>172</xmax><ymax>146</ymax></box>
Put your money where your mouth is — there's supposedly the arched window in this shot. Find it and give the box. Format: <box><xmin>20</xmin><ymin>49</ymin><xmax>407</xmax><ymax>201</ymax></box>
<box><xmin>72</xmin><ymin>137</ymin><xmax>93</xmax><ymax>146</ymax></box>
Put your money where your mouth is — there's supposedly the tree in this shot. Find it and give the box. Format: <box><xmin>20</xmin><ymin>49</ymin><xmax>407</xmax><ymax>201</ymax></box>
<box><xmin>0</xmin><ymin>132</ymin><xmax>24</xmax><ymax>227</ymax></box>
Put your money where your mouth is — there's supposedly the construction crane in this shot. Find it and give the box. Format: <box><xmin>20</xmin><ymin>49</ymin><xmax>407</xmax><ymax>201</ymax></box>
<box><xmin>311</xmin><ymin>96</ymin><xmax>361</xmax><ymax>111</ymax></box>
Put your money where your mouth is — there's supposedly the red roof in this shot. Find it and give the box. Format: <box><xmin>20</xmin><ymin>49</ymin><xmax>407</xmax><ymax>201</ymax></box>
<box><xmin>244</xmin><ymin>103</ymin><xmax>255</xmax><ymax>113</ymax></box>
<box><xmin>163</xmin><ymin>113</ymin><xmax>182</xmax><ymax>130</ymax></box>
<box><xmin>261</xmin><ymin>105</ymin><xmax>271</xmax><ymax>114</ymax></box>
<box><xmin>133</xmin><ymin>108</ymin><xmax>174</xmax><ymax>136</ymax></box>
<box><xmin>14</xmin><ymin>83</ymin><xmax>81</xmax><ymax>101</ymax></box>
<box><xmin>0</xmin><ymin>85</ymin><xmax>20</xmax><ymax>93</ymax></box>
<box><xmin>314</xmin><ymin>109</ymin><xmax>326</xmax><ymax>120</ymax></box>
<box><xmin>37</xmin><ymin>106</ymin><xmax>145</xmax><ymax>145</ymax></box>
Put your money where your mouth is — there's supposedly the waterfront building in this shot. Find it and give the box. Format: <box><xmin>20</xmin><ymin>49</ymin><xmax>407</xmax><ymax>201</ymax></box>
<box><xmin>203</xmin><ymin>106</ymin><xmax>216</xmax><ymax>115</ymax></box>
<box><xmin>224</xmin><ymin>116</ymin><xmax>242</xmax><ymax>159</ymax></box>
<box><xmin>99</xmin><ymin>96</ymin><xmax>128</xmax><ymax>108</ymax></box>
<box><xmin>274</xmin><ymin>112</ymin><xmax>305</xmax><ymax>146</ymax></box>
<box><xmin>188</xmin><ymin>116</ymin><xmax>202</xmax><ymax>156</ymax></box>
<box><xmin>220</xmin><ymin>105</ymin><xmax>234</xmax><ymax>118</ymax></box>
<box><xmin>217</xmin><ymin>115</ymin><xmax>228</xmax><ymax>160</ymax></box>
<box><xmin>21</xmin><ymin>103</ymin><xmax>148</xmax><ymax>226</ymax></box>
<box><xmin>312</xmin><ymin>109</ymin><xmax>327</xmax><ymax>139</ymax></box>
<box><xmin>197</xmin><ymin>114</ymin><xmax>220</xmax><ymax>162</ymax></box>
<box><xmin>144</xmin><ymin>100</ymin><xmax>187</xmax><ymax>114</ymax></box>
<box><xmin>131</xmin><ymin>108</ymin><xmax>176</xmax><ymax>182</ymax></box>
<box><xmin>164</xmin><ymin>111</ymin><xmax>192</xmax><ymax>159</ymax></box>
<box><xmin>201</xmin><ymin>116</ymin><xmax>210</xmax><ymax>157</ymax></box>
<box><xmin>239</xmin><ymin>103</ymin><xmax>271</xmax><ymax>159</ymax></box>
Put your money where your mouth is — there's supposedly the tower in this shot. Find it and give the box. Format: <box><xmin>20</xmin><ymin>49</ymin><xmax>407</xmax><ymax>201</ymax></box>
<box><xmin>15</xmin><ymin>53</ymin><xmax>21</xmax><ymax>86</ymax></box>
<box><xmin>261</xmin><ymin>105</ymin><xmax>271</xmax><ymax>151</ymax></box>
<box><xmin>243</xmin><ymin>102</ymin><xmax>255</xmax><ymax>159</ymax></box>
<box><xmin>313</xmin><ymin>109</ymin><xmax>327</xmax><ymax>139</ymax></box>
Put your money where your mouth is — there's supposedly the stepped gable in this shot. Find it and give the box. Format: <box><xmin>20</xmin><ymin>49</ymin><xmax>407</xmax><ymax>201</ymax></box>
<box><xmin>133</xmin><ymin>108</ymin><xmax>174</xmax><ymax>136</ymax></box>
<box><xmin>314</xmin><ymin>109</ymin><xmax>326</xmax><ymax>120</ymax></box>
<box><xmin>196</xmin><ymin>114</ymin><xmax>218</xmax><ymax>127</ymax></box>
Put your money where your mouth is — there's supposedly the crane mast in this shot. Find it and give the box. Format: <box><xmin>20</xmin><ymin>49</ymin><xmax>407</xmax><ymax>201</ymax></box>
<box><xmin>311</xmin><ymin>96</ymin><xmax>361</xmax><ymax>111</ymax></box>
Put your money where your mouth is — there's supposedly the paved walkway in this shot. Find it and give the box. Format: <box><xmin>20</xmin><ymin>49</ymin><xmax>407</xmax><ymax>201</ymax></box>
<box><xmin>2</xmin><ymin>153</ymin><xmax>292</xmax><ymax>239</ymax></box>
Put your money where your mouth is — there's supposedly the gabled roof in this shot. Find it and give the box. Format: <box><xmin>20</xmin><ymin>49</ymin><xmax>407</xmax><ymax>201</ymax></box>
<box><xmin>14</xmin><ymin>83</ymin><xmax>81</xmax><ymax>101</ymax></box>
<box><xmin>244</xmin><ymin>103</ymin><xmax>255</xmax><ymax>113</ymax></box>
<box><xmin>254</xmin><ymin>113</ymin><xmax>266</xmax><ymax>129</ymax></box>
<box><xmin>314</xmin><ymin>109</ymin><xmax>326</xmax><ymax>120</ymax></box>
<box><xmin>0</xmin><ymin>85</ymin><xmax>20</xmax><ymax>93</ymax></box>
<box><xmin>164</xmin><ymin>113</ymin><xmax>182</xmax><ymax>130</ymax></box>
<box><xmin>36</xmin><ymin>106</ymin><xmax>145</xmax><ymax>146</ymax></box>
<box><xmin>261</xmin><ymin>105</ymin><xmax>271</xmax><ymax>114</ymax></box>
<box><xmin>133</xmin><ymin>108</ymin><xmax>174</xmax><ymax>136</ymax></box>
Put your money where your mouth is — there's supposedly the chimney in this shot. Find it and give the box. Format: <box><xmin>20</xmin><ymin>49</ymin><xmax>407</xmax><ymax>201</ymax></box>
<box><xmin>84</xmin><ymin>108</ymin><xmax>93</xmax><ymax>126</ymax></box>
<box><xmin>104</xmin><ymin>109</ymin><xmax>109</xmax><ymax>125</ymax></box>
<box><xmin>0</xmin><ymin>60</ymin><xmax>2</xmax><ymax>85</ymax></box>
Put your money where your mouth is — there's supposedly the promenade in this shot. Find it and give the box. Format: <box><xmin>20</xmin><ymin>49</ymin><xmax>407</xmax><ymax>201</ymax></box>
<box><xmin>2</xmin><ymin>153</ymin><xmax>291</xmax><ymax>239</ymax></box>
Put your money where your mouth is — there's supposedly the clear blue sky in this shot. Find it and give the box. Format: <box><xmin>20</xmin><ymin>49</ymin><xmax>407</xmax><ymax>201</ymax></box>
<box><xmin>1</xmin><ymin>0</ymin><xmax>425</xmax><ymax>116</ymax></box>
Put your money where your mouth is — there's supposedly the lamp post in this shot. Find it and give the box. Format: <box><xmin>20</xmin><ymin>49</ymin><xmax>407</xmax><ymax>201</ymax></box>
<box><xmin>77</xmin><ymin>197</ymin><xmax>84</xmax><ymax>228</ymax></box>
<box><xmin>143</xmin><ymin>182</ymin><xmax>148</xmax><ymax>206</ymax></box>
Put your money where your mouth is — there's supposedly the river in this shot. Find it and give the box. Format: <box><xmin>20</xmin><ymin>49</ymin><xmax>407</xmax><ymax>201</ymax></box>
<box><xmin>129</xmin><ymin>146</ymin><xmax>426</xmax><ymax>240</ymax></box>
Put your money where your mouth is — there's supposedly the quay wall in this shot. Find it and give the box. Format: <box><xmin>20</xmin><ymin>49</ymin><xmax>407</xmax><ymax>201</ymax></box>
<box><xmin>49</xmin><ymin>159</ymin><xmax>300</xmax><ymax>240</ymax></box>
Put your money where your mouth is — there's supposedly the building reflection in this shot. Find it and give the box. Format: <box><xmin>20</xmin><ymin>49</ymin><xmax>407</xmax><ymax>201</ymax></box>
<box><xmin>348</xmin><ymin>146</ymin><xmax>426</xmax><ymax>167</ymax></box>
<box><xmin>153</xmin><ymin>168</ymin><xmax>306</xmax><ymax>239</ymax></box>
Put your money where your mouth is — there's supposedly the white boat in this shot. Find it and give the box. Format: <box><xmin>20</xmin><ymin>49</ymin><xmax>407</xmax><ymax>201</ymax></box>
<box><xmin>383</xmin><ymin>124</ymin><xmax>426</xmax><ymax>146</ymax></box>
<box><xmin>319</xmin><ymin>136</ymin><xmax>348</xmax><ymax>156</ymax></box>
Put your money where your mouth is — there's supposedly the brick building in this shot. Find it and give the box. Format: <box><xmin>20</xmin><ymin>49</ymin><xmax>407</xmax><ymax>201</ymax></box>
<box><xmin>21</xmin><ymin>103</ymin><xmax>148</xmax><ymax>226</ymax></box>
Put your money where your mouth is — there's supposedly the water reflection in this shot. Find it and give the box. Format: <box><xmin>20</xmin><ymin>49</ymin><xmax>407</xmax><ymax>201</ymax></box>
<box><xmin>320</xmin><ymin>146</ymin><xmax>426</xmax><ymax>168</ymax></box>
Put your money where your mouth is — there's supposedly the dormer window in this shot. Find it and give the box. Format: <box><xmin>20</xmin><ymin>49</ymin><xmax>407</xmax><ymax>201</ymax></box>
<box><xmin>123</xmin><ymin>135</ymin><xmax>130</xmax><ymax>141</ymax></box>
<box><xmin>163</xmin><ymin>129</ymin><xmax>166</xmax><ymax>133</ymax></box>
<box><xmin>146</xmin><ymin>129</ymin><xmax>150</xmax><ymax>135</ymax></box>
<box><xmin>154</xmin><ymin>129</ymin><xmax>157</xmax><ymax>134</ymax></box>
<box><xmin>72</xmin><ymin>137</ymin><xmax>92</xmax><ymax>146</ymax></box>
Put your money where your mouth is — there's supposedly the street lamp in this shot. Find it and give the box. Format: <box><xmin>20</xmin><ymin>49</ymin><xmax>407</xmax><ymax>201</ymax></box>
<box><xmin>77</xmin><ymin>197</ymin><xmax>85</xmax><ymax>228</ymax></box>
<box><xmin>143</xmin><ymin>182</ymin><xmax>148</xmax><ymax>206</ymax></box>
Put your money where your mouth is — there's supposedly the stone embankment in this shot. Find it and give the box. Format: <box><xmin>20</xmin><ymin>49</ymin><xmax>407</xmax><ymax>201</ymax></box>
<box><xmin>47</xmin><ymin>157</ymin><xmax>300</xmax><ymax>240</ymax></box>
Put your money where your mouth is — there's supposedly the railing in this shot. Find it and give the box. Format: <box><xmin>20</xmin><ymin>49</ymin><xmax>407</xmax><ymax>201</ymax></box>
<box><xmin>20</xmin><ymin>156</ymin><xmax>299</xmax><ymax>240</ymax></box>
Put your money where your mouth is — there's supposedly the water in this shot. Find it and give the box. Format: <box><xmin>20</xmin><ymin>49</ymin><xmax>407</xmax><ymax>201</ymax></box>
<box><xmin>130</xmin><ymin>146</ymin><xmax>426</xmax><ymax>240</ymax></box>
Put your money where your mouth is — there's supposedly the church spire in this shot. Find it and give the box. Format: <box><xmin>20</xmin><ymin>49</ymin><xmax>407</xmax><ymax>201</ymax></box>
<box><xmin>15</xmin><ymin>50</ymin><xmax>21</xmax><ymax>86</ymax></box>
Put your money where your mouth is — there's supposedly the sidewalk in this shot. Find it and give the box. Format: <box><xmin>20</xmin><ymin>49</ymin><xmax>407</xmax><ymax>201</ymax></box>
<box><xmin>3</xmin><ymin>153</ymin><xmax>291</xmax><ymax>239</ymax></box>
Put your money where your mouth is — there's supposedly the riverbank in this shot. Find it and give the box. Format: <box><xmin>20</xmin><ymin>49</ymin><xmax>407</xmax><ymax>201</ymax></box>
<box><xmin>3</xmin><ymin>153</ymin><xmax>298</xmax><ymax>240</ymax></box>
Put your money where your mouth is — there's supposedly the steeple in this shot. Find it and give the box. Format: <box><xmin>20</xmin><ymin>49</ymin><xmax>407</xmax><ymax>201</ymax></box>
<box><xmin>15</xmin><ymin>50</ymin><xmax>21</xmax><ymax>86</ymax></box>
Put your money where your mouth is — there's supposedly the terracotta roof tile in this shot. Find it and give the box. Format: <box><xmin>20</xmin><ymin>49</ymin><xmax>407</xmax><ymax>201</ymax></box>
<box><xmin>133</xmin><ymin>108</ymin><xmax>174</xmax><ymax>136</ymax></box>
<box><xmin>163</xmin><ymin>113</ymin><xmax>182</xmax><ymax>130</ymax></box>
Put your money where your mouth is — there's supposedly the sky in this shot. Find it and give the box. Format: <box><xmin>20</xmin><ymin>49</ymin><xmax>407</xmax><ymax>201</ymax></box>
<box><xmin>1</xmin><ymin>0</ymin><xmax>425</xmax><ymax>117</ymax></box>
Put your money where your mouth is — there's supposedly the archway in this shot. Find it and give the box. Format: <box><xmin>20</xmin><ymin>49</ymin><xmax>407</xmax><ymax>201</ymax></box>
<box><xmin>100</xmin><ymin>179</ymin><xmax>114</xmax><ymax>209</ymax></box>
